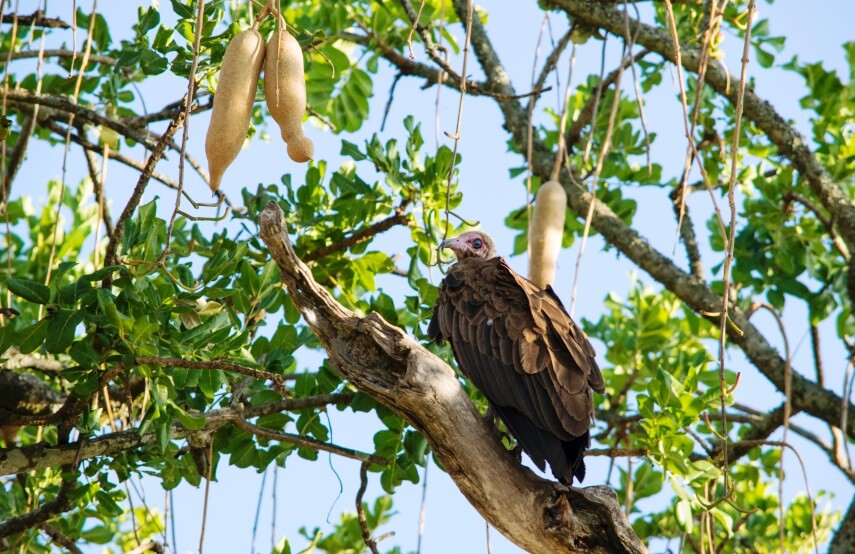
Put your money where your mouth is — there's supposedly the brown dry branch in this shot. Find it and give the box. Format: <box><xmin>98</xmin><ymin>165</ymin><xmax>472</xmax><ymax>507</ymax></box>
<box><xmin>0</xmin><ymin>48</ymin><xmax>116</xmax><ymax>65</ymax></box>
<box><xmin>39</xmin><ymin>522</ymin><xmax>84</xmax><ymax>554</ymax></box>
<box><xmin>233</xmin><ymin>418</ymin><xmax>387</xmax><ymax>465</ymax></box>
<box><xmin>103</xmin><ymin>95</ymin><xmax>189</xmax><ymax>272</ymax></box>
<box><xmin>0</xmin><ymin>10</ymin><xmax>69</xmax><ymax>29</ymax></box>
<box><xmin>257</xmin><ymin>200</ymin><xmax>646</xmax><ymax>553</ymax></box>
<box><xmin>0</xmin><ymin>393</ymin><xmax>361</xmax><ymax>476</ymax></box>
<box><xmin>1</xmin><ymin>348</ymin><xmax>65</xmax><ymax>373</ymax></box>
<box><xmin>303</xmin><ymin>208</ymin><xmax>410</xmax><ymax>263</ymax></box>
<box><xmin>134</xmin><ymin>356</ymin><xmax>291</xmax><ymax>397</ymax></box>
<box><xmin>357</xmin><ymin>461</ymin><xmax>382</xmax><ymax>554</ymax></box>
<box><xmin>4</xmin><ymin>91</ymin><xmax>158</xmax><ymax>150</ymax></box>
<box><xmin>398</xmin><ymin>0</ymin><xmax>458</xmax><ymax>78</ymax></box>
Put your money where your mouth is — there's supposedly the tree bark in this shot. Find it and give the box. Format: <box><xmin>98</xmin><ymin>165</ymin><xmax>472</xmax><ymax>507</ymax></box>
<box><xmin>257</xmin><ymin>201</ymin><xmax>648</xmax><ymax>554</ymax></box>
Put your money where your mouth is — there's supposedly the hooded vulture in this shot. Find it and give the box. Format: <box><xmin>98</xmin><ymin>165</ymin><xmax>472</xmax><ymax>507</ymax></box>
<box><xmin>427</xmin><ymin>230</ymin><xmax>605</xmax><ymax>484</ymax></box>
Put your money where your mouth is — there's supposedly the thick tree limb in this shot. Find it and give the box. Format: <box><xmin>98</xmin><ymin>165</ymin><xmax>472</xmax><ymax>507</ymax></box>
<box><xmin>831</xmin><ymin>498</ymin><xmax>855</xmax><ymax>553</ymax></box>
<box><xmin>549</xmin><ymin>0</ymin><xmax>855</xmax><ymax>251</ymax></box>
<box><xmin>257</xmin><ymin>201</ymin><xmax>647</xmax><ymax>554</ymax></box>
<box><xmin>0</xmin><ymin>370</ymin><xmax>65</xmax><ymax>422</ymax></box>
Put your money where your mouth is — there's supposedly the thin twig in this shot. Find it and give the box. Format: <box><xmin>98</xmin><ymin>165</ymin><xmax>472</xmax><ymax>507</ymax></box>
<box><xmin>735</xmin><ymin>439</ymin><xmax>821</xmax><ymax>554</ymax></box>
<box><xmin>103</xmin><ymin>95</ymin><xmax>189</xmax><ymax>275</ymax></box>
<box><xmin>398</xmin><ymin>0</ymin><xmax>458</xmax><ymax>78</ymax></box>
<box><xmin>162</xmin><ymin>0</ymin><xmax>206</xmax><ymax>267</ymax></box>
<box><xmin>4</xmin><ymin>91</ymin><xmax>158</xmax><ymax>151</ymax></box>
<box><xmin>357</xmin><ymin>461</ymin><xmax>380</xmax><ymax>554</ymax></box>
<box><xmin>234</xmin><ymin>419</ymin><xmax>387</xmax><ymax>466</ymax></box>
<box><xmin>783</xmin><ymin>191</ymin><xmax>850</xmax><ymax>260</ymax></box>
<box><xmin>0</xmin><ymin>48</ymin><xmax>115</xmax><ymax>64</ymax></box>
<box><xmin>563</xmin><ymin>48</ymin><xmax>649</xmax><ymax>151</ymax></box>
<box><xmin>570</xmin><ymin>38</ymin><xmax>627</xmax><ymax>316</ymax></box>
<box><xmin>745</xmin><ymin>301</ymin><xmax>792</xmax><ymax>550</ymax></box>
<box><xmin>712</xmin><ymin>0</ymin><xmax>756</xmax><ymax>505</ymax></box>
<box><xmin>440</xmin><ymin>0</ymin><xmax>474</xmax><ymax>249</ymax></box>
<box><xmin>134</xmin><ymin>356</ymin><xmax>291</xmax><ymax>398</ymax></box>
<box><xmin>303</xmin><ymin>209</ymin><xmax>409</xmax><ymax>262</ymax></box>
<box><xmin>416</xmin><ymin>463</ymin><xmax>429</xmax><ymax>554</ymax></box>
<box><xmin>198</xmin><ymin>440</ymin><xmax>213</xmax><ymax>554</ymax></box>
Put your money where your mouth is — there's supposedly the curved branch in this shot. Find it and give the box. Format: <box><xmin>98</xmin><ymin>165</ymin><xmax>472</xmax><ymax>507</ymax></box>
<box><xmin>257</xmin><ymin>201</ymin><xmax>647</xmax><ymax>554</ymax></box>
<box><xmin>0</xmin><ymin>393</ymin><xmax>358</xmax><ymax>475</ymax></box>
<box><xmin>0</xmin><ymin>48</ymin><xmax>117</xmax><ymax>65</ymax></box>
<box><xmin>5</xmin><ymin>91</ymin><xmax>158</xmax><ymax>151</ymax></box>
<box><xmin>549</xmin><ymin>0</ymin><xmax>855</xmax><ymax>251</ymax></box>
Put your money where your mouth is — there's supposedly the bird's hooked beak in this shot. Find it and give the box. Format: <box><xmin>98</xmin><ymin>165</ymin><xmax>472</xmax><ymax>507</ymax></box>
<box><xmin>439</xmin><ymin>236</ymin><xmax>467</xmax><ymax>259</ymax></box>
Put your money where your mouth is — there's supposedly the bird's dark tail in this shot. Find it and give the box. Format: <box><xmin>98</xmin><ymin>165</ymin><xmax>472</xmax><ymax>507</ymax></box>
<box><xmin>494</xmin><ymin>406</ymin><xmax>590</xmax><ymax>485</ymax></box>
<box><xmin>562</xmin><ymin>434</ymin><xmax>590</xmax><ymax>484</ymax></box>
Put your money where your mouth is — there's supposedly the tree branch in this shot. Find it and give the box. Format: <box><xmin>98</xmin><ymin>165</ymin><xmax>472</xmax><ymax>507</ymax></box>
<box><xmin>234</xmin><ymin>418</ymin><xmax>386</xmax><ymax>465</ymax></box>
<box><xmin>257</xmin><ymin>200</ymin><xmax>647</xmax><ymax>553</ymax></box>
<box><xmin>303</xmin><ymin>209</ymin><xmax>410</xmax><ymax>263</ymax></box>
<box><xmin>1</xmin><ymin>10</ymin><xmax>70</xmax><ymax>29</ymax></box>
<box><xmin>0</xmin><ymin>48</ymin><xmax>116</xmax><ymax>65</ymax></box>
<box><xmin>103</xmin><ymin>95</ymin><xmax>189</xmax><ymax>272</ymax></box>
<box><xmin>0</xmin><ymin>393</ymin><xmax>359</xmax><ymax>475</ymax></box>
<box><xmin>831</xmin><ymin>496</ymin><xmax>855</xmax><ymax>553</ymax></box>
<box><xmin>0</xmin><ymin>479</ymin><xmax>74</xmax><ymax>539</ymax></box>
<box><xmin>134</xmin><ymin>356</ymin><xmax>291</xmax><ymax>397</ymax></box>
<box><xmin>549</xmin><ymin>0</ymin><xmax>855</xmax><ymax>251</ymax></box>
<box><xmin>5</xmin><ymin>91</ymin><xmax>158</xmax><ymax>150</ymax></box>
<box><xmin>39</xmin><ymin>522</ymin><xmax>83</xmax><ymax>554</ymax></box>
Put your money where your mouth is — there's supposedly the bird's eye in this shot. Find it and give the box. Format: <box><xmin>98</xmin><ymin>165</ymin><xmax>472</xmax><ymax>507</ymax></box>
<box><xmin>472</xmin><ymin>238</ymin><xmax>483</xmax><ymax>249</ymax></box>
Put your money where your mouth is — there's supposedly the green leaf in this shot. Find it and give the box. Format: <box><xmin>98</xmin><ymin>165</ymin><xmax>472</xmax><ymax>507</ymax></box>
<box><xmin>173</xmin><ymin>404</ymin><xmax>206</xmax><ymax>430</ymax></box>
<box><xmin>0</xmin><ymin>325</ymin><xmax>13</xmax><ymax>354</ymax></box>
<box><xmin>16</xmin><ymin>319</ymin><xmax>50</xmax><ymax>353</ymax></box>
<box><xmin>140</xmin><ymin>48</ymin><xmax>169</xmax><ymax>75</ymax></box>
<box><xmin>272</xmin><ymin>538</ymin><xmax>291</xmax><ymax>554</ymax></box>
<box><xmin>136</xmin><ymin>6</ymin><xmax>160</xmax><ymax>35</ymax></box>
<box><xmin>45</xmin><ymin>309</ymin><xmax>84</xmax><ymax>353</ymax></box>
<box><xmin>7</xmin><ymin>279</ymin><xmax>51</xmax><ymax>304</ymax></box>
<box><xmin>675</xmin><ymin>499</ymin><xmax>693</xmax><ymax>533</ymax></box>
<box><xmin>170</xmin><ymin>0</ymin><xmax>194</xmax><ymax>19</ymax></box>
<box><xmin>115</xmin><ymin>49</ymin><xmax>142</xmax><ymax>68</ymax></box>
<box><xmin>95</xmin><ymin>490</ymin><xmax>124</xmax><ymax>518</ymax></box>
<box><xmin>341</xmin><ymin>140</ymin><xmax>367</xmax><ymax>161</ymax></box>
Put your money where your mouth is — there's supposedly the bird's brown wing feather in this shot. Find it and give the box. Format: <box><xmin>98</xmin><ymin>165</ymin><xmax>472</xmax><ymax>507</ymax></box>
<box><xmin>428</xmin><ymin>257</ymin><xmax>604</xmax><ymax>441</ymax></box>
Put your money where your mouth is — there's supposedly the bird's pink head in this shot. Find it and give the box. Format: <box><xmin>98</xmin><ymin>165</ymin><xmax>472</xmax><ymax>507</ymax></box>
<box><xmin>440</xmin><ymin>231</ymin><xmax>496</xmax><ymax>260</ymax></box>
